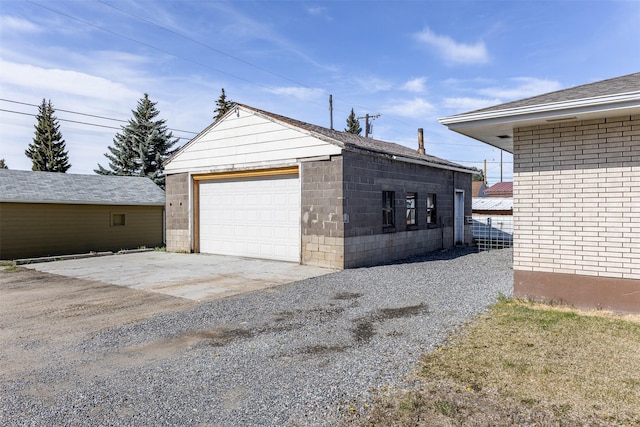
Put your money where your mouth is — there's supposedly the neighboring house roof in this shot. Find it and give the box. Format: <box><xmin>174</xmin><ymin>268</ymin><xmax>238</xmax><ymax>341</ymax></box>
<box><xmin>472</xmin><ymin>181</ymin><xmax>487</xmax><ymax>197</ymax></box>
<box><xmin>472</xmin><ymin>197</ymin><xmax>513</xmax><ymax>212</ymax></box>
<box><xmin>0</xmin><ymin>169</ymin><xmax>165</xmax><ymax>206</ymax></box>
<box><xmin>484</xmin><ymin>182</ymin><xmax>513</xmax><ymax>197</ymax></box>
<box><xmin>439</xmin><ymin>72</ymin><xmax>640</xmax><ymax>152</ymax></box>
<box><xmin>167</xmin><ymin>104</ymin><xmax>474</xmax><ymax>174</ymax></box>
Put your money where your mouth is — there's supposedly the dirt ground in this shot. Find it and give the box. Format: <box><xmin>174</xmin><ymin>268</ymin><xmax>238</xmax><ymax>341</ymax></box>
<box><xmin>0</xmin><ymin>267</ymin><xmax>195</xmax><ymax>387</ymax></box>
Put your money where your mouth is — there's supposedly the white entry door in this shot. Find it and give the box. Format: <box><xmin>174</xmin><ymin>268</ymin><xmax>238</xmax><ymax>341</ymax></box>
<box><xmin>454</xmin><ymin>189</ymin><xmax>465</xmax><ymax>245</ymax></box>
<box><xmin>199</xmin><ymin>174</ymin><xmax>300</xmax><ymax>262</ymax></box>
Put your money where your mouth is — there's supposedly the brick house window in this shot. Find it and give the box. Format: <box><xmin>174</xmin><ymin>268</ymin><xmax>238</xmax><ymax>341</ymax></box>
<box><xmin>426</xmin><ymin>194</ymin><xmax>436</xmax><ymax>226</ymax></box>
<box><xmin>382</xmin><ymin>191</ymin><xmax>395</xmax><ymax>227</ymax></box>
<box><xmin>406</xmin><ymin>193</ymin><xmax>417</xmax><ymax>225</ymax></box>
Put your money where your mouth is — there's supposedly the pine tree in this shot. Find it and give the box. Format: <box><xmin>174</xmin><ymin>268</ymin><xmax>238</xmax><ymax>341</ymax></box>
<box><xmin>213</xmin><ymin>88</ymin><xmax>234</xmax><ymax>121</ymax></box>
<box><xmin>25</xmin><ymin>99</ymin><xmax>71</xmax><ymax>172</ymax></box>
<box><xmin>96</xmin><ymin>93</ymin><xmax>177</xmax><ymax>189</ymax></box>
<box><xmin>344</xmin><ymin>108</ymin><xmax>362</xmax><ymax>135</ymax></box>
<box><xmin>0</xmin><ymin>159</ymin><xmax>7</xmax><ymax>169</ymax></box>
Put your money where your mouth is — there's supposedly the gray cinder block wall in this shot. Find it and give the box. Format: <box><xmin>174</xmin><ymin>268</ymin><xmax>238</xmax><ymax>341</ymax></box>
<box><xmin>300</xmin><ymin>156</ymin><xmax>345</xmax><ymax>269</ymax></box>
<box><xmin>301</xmin><ymin>152</ymin><xmax>472</xmax><ymax>269</ymax></box>
<box><xmin>165</xmin><ymin>173</ymin><xmax>191</xmax><ymax>252</ymax></box>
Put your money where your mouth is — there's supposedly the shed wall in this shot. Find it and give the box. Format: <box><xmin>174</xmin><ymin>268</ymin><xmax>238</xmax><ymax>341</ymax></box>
<box><xmin>341</xmin><ymin>151</ymin><xmax>472</xmax><ymax>267</ymax></box>
<box><xmin>165</xmin><ymin>173</ymin><xmax>191</xmax><ymax>252</ymax></box>
<box><xmin>300</xmin><ymin>152</ymin><xmax>472</xmax><ymax>269</ymax></box>
<box><xmin>0</xmin><ymin>203</ymin><xmax>164</xmax><ymax>260</ymax></box>
<box><xmin>300</xmin><ymin>156</ymin><xmax>345</xmax><ymax>269</ymax></box>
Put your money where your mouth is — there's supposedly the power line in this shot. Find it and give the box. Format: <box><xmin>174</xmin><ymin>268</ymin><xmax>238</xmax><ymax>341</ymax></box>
<box><xmin>25</xmin><ymin>1</ymin><xmax>292</xmax><ymax>94</ymax></box>
<box><xmin>0</xmin><ymin>98</ymin><xmax>198</xmax><ymax>135</ymax></box>
<box><xmin>1</xmin><ymin>108</ymin><xmax>121</xmax><ymax>131</ymax></box>
<box><xmin>94</xmin><ymin>1</ymin><xmax>412</xmax><ymax>128</ymax></box>
<box><xmin>0</xmin><ymin>108</ymin><xmax>191</xmax><ymax>140</ymax></box>
<box><xmin>24</xmin><ymin>0</ymin><xmax>419</xmax><ymax>131</ymax></box>
<box><xmin>97</xmin><ymin>0</ymin><xmax>311</xmax><ymax>90</ymax></box>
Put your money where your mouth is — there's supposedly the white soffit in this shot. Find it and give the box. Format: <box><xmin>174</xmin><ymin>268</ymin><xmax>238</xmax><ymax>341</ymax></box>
<box><xmin>439</xmin><ymin>92</ymin><xmax>640</xmax><ymax>153</ymax></box>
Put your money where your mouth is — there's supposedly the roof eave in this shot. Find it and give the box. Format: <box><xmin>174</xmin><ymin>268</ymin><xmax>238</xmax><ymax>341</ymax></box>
<box><xmin>439</xmin><ymin>92</ymin><xmax>640</xmax><ymax>153</ymax></box>
<box><xmin>0</xmin><ymin>199</ymin><xmax>165</xmax><ymax>206</ymax></box>
<box><xmin>439</xmin><ymin>92</ymin><xmax>640</xmax><ymax>125</ymax></box>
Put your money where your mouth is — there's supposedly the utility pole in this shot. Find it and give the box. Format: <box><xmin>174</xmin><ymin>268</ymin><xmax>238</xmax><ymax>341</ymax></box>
<box><xmin>329</xmin><ymin>94</ymin><xmax>333</xmax><ymax>130</ymax></box>
<box><xmin>484</xmin><ymin>159</ymin><xmax>487</xmax><ymax>185</ymax></box>
<box><xmin>357</xmin><ymin>113</ymin><xmax>381</xmax><ymax>138</ymax></box>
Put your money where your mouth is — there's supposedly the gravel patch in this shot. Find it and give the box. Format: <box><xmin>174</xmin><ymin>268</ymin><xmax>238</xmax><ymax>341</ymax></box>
<box><xmin>1</xmin><ymin>247</ymin><xmax>512</xmax><ymax>426</ymax></box>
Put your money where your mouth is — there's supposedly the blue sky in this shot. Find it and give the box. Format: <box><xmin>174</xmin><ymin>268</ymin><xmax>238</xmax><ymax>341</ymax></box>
<box><xmin>1</xmin><ymin>0</ymin><xmax>638</xmax><ymax>184</ymax></box>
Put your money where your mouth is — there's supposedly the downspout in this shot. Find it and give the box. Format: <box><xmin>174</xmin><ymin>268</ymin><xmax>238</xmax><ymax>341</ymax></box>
<box><xmin>452</xmin><ymin>170</ymin><xmax>456</xmax><ymax>248</ymax></box>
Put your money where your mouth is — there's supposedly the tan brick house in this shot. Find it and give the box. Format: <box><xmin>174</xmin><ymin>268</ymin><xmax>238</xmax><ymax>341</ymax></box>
<box><xmin>163</xmin><ymin>104</ymin><xmax>474</xmax><ymax>269</ymax></box>
<box><xmin>440</xmin><ymin>72</ymin><xmax>640</xmax><ymax>313</ymax></box>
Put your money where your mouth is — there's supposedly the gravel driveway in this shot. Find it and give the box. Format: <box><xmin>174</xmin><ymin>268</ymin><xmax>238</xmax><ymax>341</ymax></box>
<box><xmin>1</xmin><ymin>247</ymin><xmax>512</xmax><ymax>426</ymax></box>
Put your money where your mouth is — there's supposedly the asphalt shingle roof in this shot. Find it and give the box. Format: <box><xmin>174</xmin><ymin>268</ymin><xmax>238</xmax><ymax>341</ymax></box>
<box><xmin>462</xmin><ymin>72</ymin><xmax>640</xmax><ymax>115</ymax></box>
<box><xmin>237</xmin><ymin>104</ymin><xmax>473</xmax><ymax>172</ymax></box>
<box><xmin>0</xmin><ymin>169</ymin><xmax>165</xmax><ymax>205</ymax></box>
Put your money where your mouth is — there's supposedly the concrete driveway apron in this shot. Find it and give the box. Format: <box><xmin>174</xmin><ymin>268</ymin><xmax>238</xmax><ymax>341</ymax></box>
<box><xmin>26</xmin><ymin>252</ymin><xmax>334</xmax><ymax>301</ymax></box>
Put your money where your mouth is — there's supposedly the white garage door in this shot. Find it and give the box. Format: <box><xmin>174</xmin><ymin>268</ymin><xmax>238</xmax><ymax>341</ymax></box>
<box><xmin>199</xmin><ymin>174</ymin><xmax>300</xmax><ymax>262</ymax></box>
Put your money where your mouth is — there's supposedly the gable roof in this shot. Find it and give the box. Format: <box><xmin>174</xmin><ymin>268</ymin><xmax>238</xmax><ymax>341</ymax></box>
<box><xmin>0</xmin><ymin>169</ymin><xmax>165</xmax><ymax>206</ymax></box>
<box><xmin>167</xmin><ymin>104</ymin><xmax>473</xmax><ymax>174</ymax></box>
<box><xmin>439</xmin><ymin>72</ymin><xmax>640</xmax><ymax>152</ymax></box>
<box><xmin>483</xmin><ymin>181</ymin><xmax>513</xmax><ymax>197</ymax></box>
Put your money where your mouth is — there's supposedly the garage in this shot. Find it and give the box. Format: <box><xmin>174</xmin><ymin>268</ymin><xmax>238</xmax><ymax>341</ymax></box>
<box><xmin>196</xmin><ymin>170</ymin><xmax>300</xmax><ymax>262</ymax></box>
<box><xmin>164</xmin><ymin>104</ymin><xmax>473</xmax><ymax>269</ymax></box>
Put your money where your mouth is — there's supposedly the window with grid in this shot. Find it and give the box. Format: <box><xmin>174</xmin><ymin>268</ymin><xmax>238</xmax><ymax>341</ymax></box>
<box><xmin>426</xmin><ymin>193</ymin><xmax>436</xmax><ymax>226</ymax></box>
<box><xmin>382</xmin><ymin>191</ymin><xmax>395</xmax><ymax>227</ymax></box>
<box><xmin>406</xmin><ymin>193</ymin><xmax>417</xmax><ymax>225</ymax></box>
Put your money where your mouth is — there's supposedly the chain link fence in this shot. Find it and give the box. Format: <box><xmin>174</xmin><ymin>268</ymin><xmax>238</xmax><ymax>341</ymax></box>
<box><xmin>472</xmin><ymin>215</ymin><xmax>513</xmax><ymax>252</ymax></box>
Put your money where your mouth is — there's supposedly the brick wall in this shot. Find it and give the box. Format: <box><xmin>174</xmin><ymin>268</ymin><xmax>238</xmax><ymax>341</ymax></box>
<box><xmin>165</xmin><ymin>173</ymin><xmax>191</xmax><ymax>252</ymax></box>
<box><xmin>513</xmin><ymin>114</ymin><xmax>640</xmax><ymax>280</ymax></box>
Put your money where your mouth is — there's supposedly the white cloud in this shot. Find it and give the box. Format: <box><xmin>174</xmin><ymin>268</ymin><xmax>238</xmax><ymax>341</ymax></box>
<box><xmin>401</xmin><ymin>77</ymin><xmax>427</xmax><ymax>93</ymax></box>
<box><xmin>478</xmin><ymin>77</ymin><xmax>563</xmax><ymax>100</ymax></box>
<box><xmin>265</xmin><ymin>86</ymin><xmax>325</xmax><ymax>101</ymax></box>
<box><xmin>354</xmin><ymin>76</ymin><xmax>393</xmax><ymax>93</ymax></box>
<box><xmin>0</xmin><ymin>59</ymin><xmax>139</xmax><ymax>102</ymax></box>
<box><xmin>0</xmin><ymin>16</ymin><xmax>41</xmax><ymax>33</ymax></box>
<box><xmin>383</xmin><ymin>97</ymin><xmax>435</xmax><ymax>119</ymax></box>
<box><xmin>415</xmin><ymin>27</ymin><xmax>488</xmax><ymax>65</ymax></box>
<box><xmin>443</xmin><ymin>97</ymin><xmax>502</xmax><ymax>111</ymax></box>
<box><xmin>307</xmin><ymin>6</ymin><xmax>325</xmax><ymax>16</ymax></box>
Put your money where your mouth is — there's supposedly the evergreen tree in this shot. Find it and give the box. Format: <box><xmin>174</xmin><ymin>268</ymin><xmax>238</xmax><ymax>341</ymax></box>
<box><xmin>471</xmin><ymin>167</ymin><xmax>485</xmax><ymax>182</ymax></box>
<box><xmin>0</xmin><ymin>159</ymin><xmax>7</xmax><ymax>169</ymax></box>
<box><xmin>213</xmin><ymin>88</ymin><xmax>234</xmax><ymax>121</ymax></box>
<box><xmin>96</xmin><ymin>93</ymin><xmax>177</xmax><ymax>189</ymax></box>
<box><xmin>25</xmin><ymin>99</ymin><xmax>71</xmax><ymax>172</ymax></box>
<box><xmin>344</xmin><ymin>108</ymin><xmax>362</xmax><ymax>135</ymax></box>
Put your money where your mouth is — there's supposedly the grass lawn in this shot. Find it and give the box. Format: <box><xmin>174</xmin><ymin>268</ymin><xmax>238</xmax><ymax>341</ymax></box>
<box><xmin>347</xmin><ymin>297</ymin><xmax>640</xmax><ymax>426</ymax></box>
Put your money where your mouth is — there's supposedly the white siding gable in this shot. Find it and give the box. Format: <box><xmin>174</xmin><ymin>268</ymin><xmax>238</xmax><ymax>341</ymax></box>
<box><xmin>165</xmin><ymin>108</ymin><xmax>343</xmax><ymax>174</ymax></box>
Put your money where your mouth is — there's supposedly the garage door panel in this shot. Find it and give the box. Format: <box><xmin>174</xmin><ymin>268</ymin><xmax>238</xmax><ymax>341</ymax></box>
<box><xmin>199</xmin><ymin>174</ymin><xmax>300</xmax><ymax>262</ymax></box>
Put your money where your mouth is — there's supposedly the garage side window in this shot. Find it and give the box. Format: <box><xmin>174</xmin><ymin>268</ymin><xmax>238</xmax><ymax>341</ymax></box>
<box><xmin>426</xmin><ymin>194</ymin><xmax>436</xmax><ymax>226</ymax></box>
<box><xmin>382</xmin><ymin>191</ymin><xmax>395</xmax><ymax>227</ymax></box>
<box><xmin>406</xmin><ymin>193</ymin><xmax>417</xmax><ymax>225</ymax></box>
<box><xmin>111</xmin><ymin>213</ymin><xmax>126</xmax><ymax>227</ymax></box>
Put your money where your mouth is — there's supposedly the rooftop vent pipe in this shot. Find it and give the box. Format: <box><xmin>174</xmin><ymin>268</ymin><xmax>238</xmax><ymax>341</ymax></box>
<box><xmin>417</xmin><ymin>128</ymin><xmax>425</xmax><ymax>155</ymax></box>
